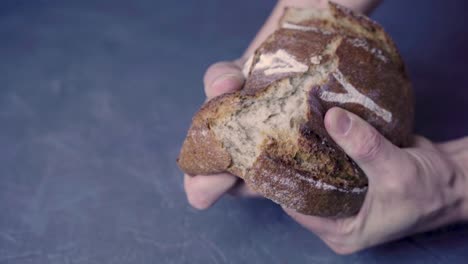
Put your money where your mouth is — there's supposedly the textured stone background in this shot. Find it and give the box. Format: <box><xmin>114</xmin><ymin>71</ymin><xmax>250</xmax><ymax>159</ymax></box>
<box><xmin>0</xmin><ymin>0</ymin><xmax>467</xmax><ymax>263</ymax></box>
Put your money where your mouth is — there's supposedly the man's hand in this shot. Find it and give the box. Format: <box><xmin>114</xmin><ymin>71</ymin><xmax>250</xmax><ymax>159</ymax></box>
<box><xmin>185</xmin><ymin>0</ymin><xmax>386</xmax><ymax>208</ymax></box>
<box><xmin>184</xmin><ymin>60</ymin><xmax>260</xmax><ymax>210</ymax></box>
<box><xmin>184</xmin><ymin>0</ymin><xmax>468</xmax><ymax>254</ymax></box>
<box><xmin>283</xmin><ymin>108</ymin><xmax>468</xmax><ymax>254</ymax></box>
<box><xmin>183</xmin><ymin>60</ymin><xmax>468</xmax><ymax>254</ymax></box>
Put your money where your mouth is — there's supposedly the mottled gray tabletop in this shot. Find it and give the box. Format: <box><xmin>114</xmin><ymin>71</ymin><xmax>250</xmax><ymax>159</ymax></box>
<box><xmin>1</xmin><ymin>0</ymin><xmax>467</xmax><ymax>263</ymax></box>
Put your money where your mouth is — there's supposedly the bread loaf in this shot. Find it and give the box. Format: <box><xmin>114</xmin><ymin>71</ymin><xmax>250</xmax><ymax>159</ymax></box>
<box><xmin>177</xmin><ymin>2</ymin><xmax>413</xmax><ymax>217</ymax></box>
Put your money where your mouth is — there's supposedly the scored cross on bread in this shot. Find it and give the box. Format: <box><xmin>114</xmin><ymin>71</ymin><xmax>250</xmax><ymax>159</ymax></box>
<box><xmin>178</xmin><ymin>2</ymin><xmax>413</xmax><ymax>217</ymax></box>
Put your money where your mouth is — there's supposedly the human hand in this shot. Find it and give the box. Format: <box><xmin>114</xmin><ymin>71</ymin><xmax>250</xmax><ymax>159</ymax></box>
<box><xmin>283</xmin><ymin>107</ymin><xmax>468</xmax><ymax>254</ymax></box>
<box><xmin>184</xmin><ymin>59</ymin><xmax>261</xmax><ymax>210</ymax></box>
<box><xmin>183</xmin><ymin>60</ymin><xmax>468</xmax><ymax>255</ymax></box>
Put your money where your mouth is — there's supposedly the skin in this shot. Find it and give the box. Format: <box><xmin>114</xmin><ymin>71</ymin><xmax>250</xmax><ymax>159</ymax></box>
<box><xmin>184</xmin><ymin>0</ymin><xmax>468</xmax><ymax>254</ymax></box>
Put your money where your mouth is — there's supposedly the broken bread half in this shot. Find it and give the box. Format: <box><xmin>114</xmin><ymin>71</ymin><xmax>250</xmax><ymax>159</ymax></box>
<box><xmin>177</xmin><ymin>2</ymin><xmax>413</xmax><ymax>217</ymax></box>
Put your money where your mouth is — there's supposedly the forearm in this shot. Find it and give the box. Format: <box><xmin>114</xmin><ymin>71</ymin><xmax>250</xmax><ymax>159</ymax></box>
<box><xmin>242</xmin><ymin>0</ymin><xmax>382</xmax><ymax>58</ymax></box>
<box><xmin>459</xmin><ymin>160</ymin><xmax>468</xmax><ymax>221</ymax></box>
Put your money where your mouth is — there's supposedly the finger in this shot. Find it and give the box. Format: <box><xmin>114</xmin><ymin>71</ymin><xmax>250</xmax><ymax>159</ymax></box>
<box><xmin>228</xmin><ymin>180</ymin><xmax>261</xmax><ymax>198</ymax></box>
<box><xmin>203</xmin><ymin>61</ymin><xmax>245</xmax><ymax>99</ymax></box>
<box><xmin>324</xmin><ymin>107</ymin><xmax>403</xmax><ymax>181</ymax></box>
<box><xmin>184</xmin><ymin>173</ymin><xmax>237</xmax><ymax>210</ymax></box>
<box><xmin>283</xmin><ymin>207</ymin><xmax>339</xmax><ymax>237</ymax></box>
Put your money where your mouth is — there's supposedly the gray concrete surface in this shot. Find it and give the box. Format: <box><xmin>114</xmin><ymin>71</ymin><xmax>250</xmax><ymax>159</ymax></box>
<box><xmin>0</xmin><ymin>0</ymin><xmax>467</xmax><ymax>263</ymax></box>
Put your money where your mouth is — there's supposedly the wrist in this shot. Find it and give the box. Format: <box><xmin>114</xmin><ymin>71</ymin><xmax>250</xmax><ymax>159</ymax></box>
<box><xmin>458</xmin><ymin>153</ymin><xmax>468</xmax><ymax>221</ymax></box>
<box><xmin>435</xmin><ymin>137</ymin><xmax>468</xmax><ymax>223</ymax></box>
<box><xmin>420</xmin><ymin>155</ymin><xmax>468</xmax><ymax>232</ymax></box>
<box><xmin>446</xmin><ymin>145</ymin><xmax>468</xmax><ymax>222</ymax></box>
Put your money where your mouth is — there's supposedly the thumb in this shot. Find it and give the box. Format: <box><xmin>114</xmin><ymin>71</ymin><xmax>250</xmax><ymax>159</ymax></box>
<box><xmin>203</xmin><ymin>61</ymin><xmax>245</xmax><ymax>99</ymax></box>
<box><xmin>324</xmin><ymin>107</ymin><xmax>402</xmax><ymax>180</ymax></box>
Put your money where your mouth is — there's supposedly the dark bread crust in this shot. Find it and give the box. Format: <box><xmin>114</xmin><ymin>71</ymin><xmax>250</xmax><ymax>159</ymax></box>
<box><xmin>177</xmin><ymin>94</ymin><xmax>236</xmax><ymax>175</ymax></box>
<box><xmin>243</xmin><ymin>28</ymin><xmax>334</xmax><ymax>95</ymax></box>
<box><xmin>248</xmin><ymin>151</ymin><xmax>365</xmax><ymax>217</ymax></box>
<box><xmin>177</xmin><ymin>2</ymin><xmax>413</xmax><ymax>217</ymax></box>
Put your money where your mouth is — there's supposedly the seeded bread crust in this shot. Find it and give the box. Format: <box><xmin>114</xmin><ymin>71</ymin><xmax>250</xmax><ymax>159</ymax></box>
<box><xmin>177</xmin><ymin>2</ymin><xmax>413</xmax><ymax>217</ymax></box>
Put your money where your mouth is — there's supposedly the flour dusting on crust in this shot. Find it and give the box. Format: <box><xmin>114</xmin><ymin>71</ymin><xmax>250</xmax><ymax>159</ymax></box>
<box><xmin>253</xmin><ymin>49</ymin><xmax>308</xmax><ymax>76</ymax></box>
<box><xmin>282</xmin><ymin>22</ymin><xmax>333</xmax><ymax>35</ymax></box>
<box><xmin>320</xmin><ymin>69</ymin><xmax>393</xmax><ymax>123</ymax></box>
<box><xmin>242</xmin><ymin>55</ymin><xmax>254</xmax><ymax>78</ymax></box>
<box><xmin>347</xmin><ymin>38</ymin><xmax>388</xmax><ymax>63</ymax></box>
<box><xmin>293</xmin><ymin>173</ymin><xmax>367</xmax><ymax>193</ymax></box>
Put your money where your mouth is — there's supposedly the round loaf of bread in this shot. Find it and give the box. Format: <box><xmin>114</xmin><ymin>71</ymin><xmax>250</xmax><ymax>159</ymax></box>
<box><xmin>177</xmin><ymin>2</ymin><xmax>413</xmax><ymax>217</ymax></box>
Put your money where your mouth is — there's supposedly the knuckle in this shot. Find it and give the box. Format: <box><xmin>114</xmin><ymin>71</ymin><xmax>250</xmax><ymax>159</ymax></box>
<box><xmin>203</xmin><ymin>61</ymin><xmax>244</xmax><ymax>98</ymax></box>
<box><xmin>353</xmin><ymin>128</ymin><xmax>382</xmax><ymax>163</ymax></box>
<box><xmin>384</xmin><ymin>171</ymin><xmax>412</xmax><ymax>195</ymax></box>
<box><xmin>203</xmin><ymin>61</ymin><xmax>234</xmax><ymax>86</ymax></box>
<box><xmin>383</xmin><ymin>176</ymin><xmax>404</xmax><ymax>195</ymax></box>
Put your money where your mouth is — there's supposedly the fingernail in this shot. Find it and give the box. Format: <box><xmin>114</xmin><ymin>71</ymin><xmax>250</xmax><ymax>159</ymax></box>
<box><xmin>211</xmin><ymin>73</ymin><xmax>244</xmax><ymax>90</ymax></box>
<box><xmin>329</xmin><ymin>108</ymin><xmax>351</xmax><ymax>136</ymax></box>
